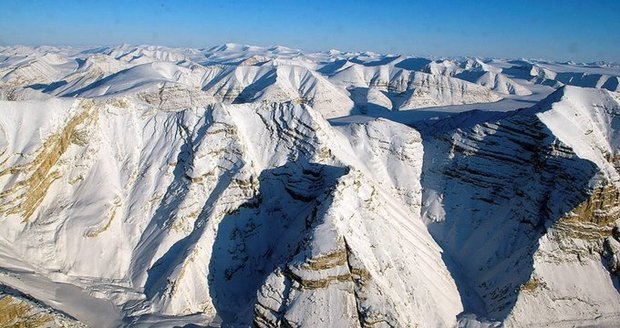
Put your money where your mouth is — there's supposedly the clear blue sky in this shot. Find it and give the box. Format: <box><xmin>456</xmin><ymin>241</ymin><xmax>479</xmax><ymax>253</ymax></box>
<box><xmin>1</xmin><ymin>0</ymin><xmax>619</xmax><ymax>62</ymax></box>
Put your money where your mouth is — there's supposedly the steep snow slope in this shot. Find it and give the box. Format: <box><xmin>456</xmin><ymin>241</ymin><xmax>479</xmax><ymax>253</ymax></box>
<box><xmin>0</xmin><ymin>96</ymin><xmax>461</xmax><ymax>327</ymax></box>
<box><xmin>0</xmin><ymin>56</ymin><xmax>65</xmax><ymax>86</ymax></box>
<box><xmin>42</xmin><ymin>55</ymin><xmax>131</xmax><ymax>96</ymax></box>
<box><xmin>63</xmin><ymin>61</ymin><xmax>204</xmax><ymax>97</ymax></box>
<box><xmin>201</xmin><ymin>62</ymin><xmax>354</xmax><ymax>117</ymax></box>
<box><xmin>328</xmin><ymin>62</ymin><xmax>502</xmax><ymax>112</ymax></box>
<box><xmin>410</xmin><ymin>58</ymin><xmax>533</xmax><ymax>96</ymax></box>
<box><xmin>455</xmin><ymin>70</ymin><xmax>532</xmax><ymax>96</ymax></box>
<box><xmin>419</xmin><ymin>86</ymin><xmax>620</xmax><ymax>326</ymax></box>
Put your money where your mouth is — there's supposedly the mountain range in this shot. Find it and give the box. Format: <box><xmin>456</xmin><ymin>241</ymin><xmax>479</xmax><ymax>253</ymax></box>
<box><xmin>1</xmin><ymin>44</ymin><xmax>619</xmax><ymax>327</ymax></box>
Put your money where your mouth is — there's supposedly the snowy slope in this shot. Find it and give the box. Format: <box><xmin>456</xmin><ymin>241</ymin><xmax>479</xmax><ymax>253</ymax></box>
<box><xmin>1</xmin><ymin>45</ymin><xmax>620</xmax><ymax>327</ymax></box>
<box><xmin>328</xmin><ymin>62</ymin><xmax>503</xmax><ymax>111</ymax></box>
<box><xmin>0</xmin><ymin>96</ymin><xmax>462</xmax><ymax>327</ymax></box>
<box><xmin>2</xmin><ymin>45</ymin><xmax>618</xmax><ymax>117</ymax></box>
<box><xmin>0</xmin><ymin>46</ymin><xmax>498</xmax><ymax>117</ymax></box>
<box><xmin>411</xmin><ymin>58</ymin><xmax>533</xmax><ymax>96</ymax></box>
<box><xmin>419</xmin><ymin>86</ymin><xmax>620</xmax><ymax>326</ymax></box>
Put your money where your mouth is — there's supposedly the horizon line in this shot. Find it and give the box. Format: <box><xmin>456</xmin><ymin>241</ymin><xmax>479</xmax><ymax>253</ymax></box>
<box><xmin>1</xmin><ymin>42</ymin><xmax>618</xmax><ymax>66</ymax></box>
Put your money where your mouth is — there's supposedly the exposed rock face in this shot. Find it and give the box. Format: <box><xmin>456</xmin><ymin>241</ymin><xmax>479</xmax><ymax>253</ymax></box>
<box><xmin>605</xmin><ymin>223</ymin><xmax>620</xmax><ymax>279</ymax></box>
<box><xmin>510</xmin><ymin>182</ymin><xmax>620</xmax><ymax>327</ymax></box>
<box><xmin>0</xmin><ymin>288</ymin><xmax>84</xmax><ymax>328</ymax></box>
<box><xmin>0</xmin><ymin>100</ymin><xmax>95</xmax><ymax>221</ymax></box>
<box><xmin>0</xmin><ymin>94</ymin><xmax>460</xmax><ymax>327</ymax></box>
<box><xmin>253</xmin><ymin>169</ymin><xmax>461</xmax><ymax>328</ymax></box>
<box><xmin>328</xmin><ymin>63</ymin><xmax>502</xmax><ymax>111</ymax></box>
<box><xmin>419</xmin><ymin>86</ymin><xmax>620</xmax><ymax>326</ymax></box>
<box><xmin>411</xmin><ymin>58</ymin><xmax>533</xmax><ymax>96</ymax></box>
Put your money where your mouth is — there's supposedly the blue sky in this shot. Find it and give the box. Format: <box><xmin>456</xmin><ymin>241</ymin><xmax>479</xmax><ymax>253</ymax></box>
<box><xmin>1</xmin><ymin>0</ymin><xmax>619</xmax><ymax>62</ymax></box>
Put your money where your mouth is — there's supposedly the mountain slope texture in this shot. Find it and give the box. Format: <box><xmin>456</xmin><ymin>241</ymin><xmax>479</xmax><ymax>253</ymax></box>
<box><xmin>0</xmin><ymin>45</ymin><xmax>620</xmax><ymax>327</ymax></box>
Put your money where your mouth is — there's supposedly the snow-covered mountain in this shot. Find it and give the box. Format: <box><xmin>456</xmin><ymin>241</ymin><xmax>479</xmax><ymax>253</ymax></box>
<box><xmin>0</xmin><ymin>45</ymin><xmax>620</xmax><ymax>327</ymax></box>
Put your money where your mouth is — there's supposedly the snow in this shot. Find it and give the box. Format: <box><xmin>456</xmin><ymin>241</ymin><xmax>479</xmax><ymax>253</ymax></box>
<box><xmin>536</xmin><ymin>86</ymin><xmax>620</xmax><ymax>184</ymax></box>
<box><xmin>0</xmin><ymin>44</ymin><xmax>620</xmax><ymax>327</ymax></box>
